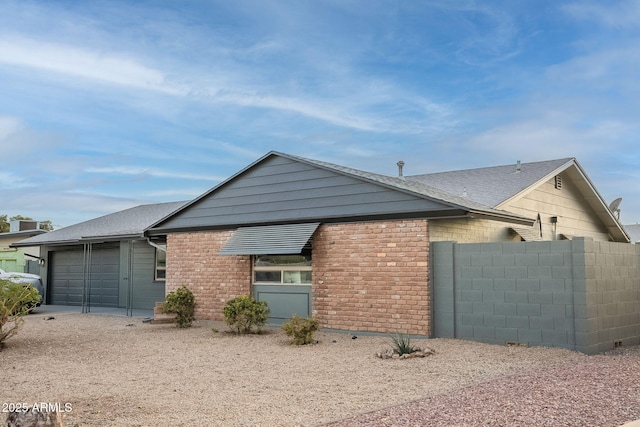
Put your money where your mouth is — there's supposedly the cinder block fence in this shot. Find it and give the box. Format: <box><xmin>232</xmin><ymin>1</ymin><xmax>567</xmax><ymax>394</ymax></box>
<box><xmin>431</xmin><ymin>238</ymin><xmax>640</xmax><ymax>354</ymax></box>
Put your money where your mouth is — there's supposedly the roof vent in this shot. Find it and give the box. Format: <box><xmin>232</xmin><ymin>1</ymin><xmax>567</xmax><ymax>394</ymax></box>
<box><xmin>397</xmin><ymin>160</ymin><xmax>405</xmax><ymax>178</ymax></box>
<box><xmin>555</xmin><ymin>175</ymin><xmax>562</xmax><ymax>190</ymax></box>
<box><xmin>516</xmin><ymin>160</ymin><xmax>521</xmax><ymax>173</ymax></box>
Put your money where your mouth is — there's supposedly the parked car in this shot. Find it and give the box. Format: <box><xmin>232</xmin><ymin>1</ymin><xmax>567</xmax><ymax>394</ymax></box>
<box><xmin>0</xmin><ymin>268</ymin><xmax>44</xmax><ymax>308</ymax></box>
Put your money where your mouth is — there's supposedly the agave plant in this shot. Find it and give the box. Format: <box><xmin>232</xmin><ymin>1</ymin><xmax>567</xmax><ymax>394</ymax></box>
<box><xmin>390</xmin><ymin>332</ymin><xmax>416</xmax><ymax>355</ymax></box>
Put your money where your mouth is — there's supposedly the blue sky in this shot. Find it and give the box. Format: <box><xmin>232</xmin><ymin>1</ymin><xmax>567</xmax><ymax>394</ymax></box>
<box><xmin>1</xmin><ymin>0</ymin><xmax>639</xmax><ymax>229</ymax></box>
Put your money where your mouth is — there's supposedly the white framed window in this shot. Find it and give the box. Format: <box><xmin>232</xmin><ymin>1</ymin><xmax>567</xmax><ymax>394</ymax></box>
<box><xmin>253</xmin><ymin>251</ymin><xmax>312</xmax><ymax>284</ymax></box>
<box><xmin>155</xmin><ymin>248</ymin><xmax>166</xmax><ymax>281</ymax></box>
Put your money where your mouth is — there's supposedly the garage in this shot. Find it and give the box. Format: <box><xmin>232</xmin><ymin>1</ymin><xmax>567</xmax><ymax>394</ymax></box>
<box><xmin>49</xmin><ymin>246</ymin><xmax>120</xmax><ymax>307</ymax></box>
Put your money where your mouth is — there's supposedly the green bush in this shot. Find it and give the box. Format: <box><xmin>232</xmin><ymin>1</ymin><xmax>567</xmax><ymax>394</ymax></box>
<box><xmin>390</xmin><ymin>332</ymin><xmax>416</xmax><ymax>355</ymax></box>
<box><xmin>223</xmin><ymin>295</ymin><xmax>270</xmax><ymax>334</ymax></box>
<box><xmin>163</xmin><ymin>286</ymin><xmax>195</xmax><ymax>328</ymax></box>
<box><xmin>0</xmin><ymin>280</ymin><xmax>41</xmax><ymax>348</ymax></box>
<box><xmin>283</xmin><ymin>315</ymin><xmax>319</xmax><ymax>345</ymax></box>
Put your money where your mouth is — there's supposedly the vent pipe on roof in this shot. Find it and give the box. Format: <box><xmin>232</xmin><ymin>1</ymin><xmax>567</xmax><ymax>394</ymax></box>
<box><xmin>397</xmin><ymin>160</ymin><xmax>405</xmax><ymax>179</ymax></box>
<box><xmin>516</xmin><ymin>160</ymin><xmax>521</xmax><ymax>173</ymax></box>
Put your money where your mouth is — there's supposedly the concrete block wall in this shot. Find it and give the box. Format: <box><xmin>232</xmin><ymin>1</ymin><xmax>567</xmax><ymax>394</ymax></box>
<box><xmin>167</xmin><ymin>231</ymin><xmax>251</xmax><ymax>320</ymax></box>
<box><xmin>432</xmin><ymin>238</ymin><xmax>640</xmax><ymax>354</ymax></box>
<box><xmin>574</xmin><ymin>239</ymin><xmax>640</xmax><ymax>354</ymax></box>
<box><xmin>313</xmin><ymin>220</ymin><xmax>430</xmax><ymax>336</ymax></box>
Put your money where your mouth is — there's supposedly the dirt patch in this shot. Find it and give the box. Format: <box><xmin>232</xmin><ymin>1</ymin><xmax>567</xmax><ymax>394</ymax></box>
<box><xmin>0</xmin><ymin>310</ymin><xmax>626</xmax><ymax>426</ymax></box>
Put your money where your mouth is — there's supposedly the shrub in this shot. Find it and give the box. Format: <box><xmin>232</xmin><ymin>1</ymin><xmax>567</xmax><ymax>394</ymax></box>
<box><xmin>163</xmin><ymin>286</ymin><xmax>195</xmax><ymax>328</ymax></box>
<box><xmin>283</xmin><ymin>315</ymin><xmax>319</xmax><ymax>345</ymax></box>
<box><xmin>390</xmin><ymin>332</ymin><xmax>417</xmax><ymax>355</ymax></box>
<box><xmin>0</xmin><ymin>280</ymin><xmax>41</xmax><ymax>348</ymax></box>
<box><xmin>223</xmin><ymin>295</ymin><xmax>270</xmax><ymax>334</ymax></box>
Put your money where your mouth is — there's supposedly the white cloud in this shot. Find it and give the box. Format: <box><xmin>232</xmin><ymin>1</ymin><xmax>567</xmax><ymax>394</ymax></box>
<box><xmin>563</xmin><ymin>1</ymin><xmax>640</xmax><ymax>29</ymax></box>
<box><xmin>461</xmin><ymin>117</ymin><xmax>628</xmax><ymax>164</ymax></box>
<box><xmin>84</xmin><ymin>166</ymin><xmax>224</xmax><ymax>182</ymax></box>
<box><xmin>0</xmin><ymin>36</ymin><xmax>186</xmax><ymax>95</ymax></box>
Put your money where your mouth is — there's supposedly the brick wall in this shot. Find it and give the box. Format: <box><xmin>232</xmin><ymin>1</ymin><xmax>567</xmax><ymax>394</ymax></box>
<box><xmin>167</xmin><ymin>231</ymin><xmax>251</xmax><ymax>320</ymax></box>
<box><xmin>313</xmin><ymin>220</ymin><xmax>430</xmax><ymax>336</ymax></box>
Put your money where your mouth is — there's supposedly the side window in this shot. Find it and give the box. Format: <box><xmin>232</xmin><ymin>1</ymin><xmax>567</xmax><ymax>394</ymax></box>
<box><xmin>155</xmin><ymin>248</ymin><xmax>166</xmax><ymax>281</ymax></box>
<box><xmin>253</xmin><ymin>251</ymin><xmax>311</xmax><ymax>284</ymax></box>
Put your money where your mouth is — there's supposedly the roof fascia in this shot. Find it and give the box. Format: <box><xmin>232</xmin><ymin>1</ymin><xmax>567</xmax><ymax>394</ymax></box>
<box><xmin>568</xmin><ymin>159</ymin><xmax>629</xmax><ymax>242</ymax></box>
<box><xmin>11</xmin><ymin>239</ymin><xmax>81</xmax><ymax>248</ymax></box>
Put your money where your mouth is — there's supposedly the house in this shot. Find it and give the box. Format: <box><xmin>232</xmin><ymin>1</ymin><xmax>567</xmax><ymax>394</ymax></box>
<box><xmin>0</xmin><ymin>220</ymin><xmax>47</xmax><ymax>274</ymax></box>
<box><xmin>145</xmin><ymin>152</ymin><xmax>634</xmax><ymax>352</ymax></box>
<box><xmin>409</xmin><ymin>158</ymin><xmax>628</xmax><ymax>243</ymax></box>
<box><xmin>12</xmin><ymin>201</ymin><xmax>185</xmax><ymax>310</ymax></box>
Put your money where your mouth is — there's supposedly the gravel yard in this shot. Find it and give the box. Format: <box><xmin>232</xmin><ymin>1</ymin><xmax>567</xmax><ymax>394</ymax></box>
<box><xmin>1</xmin><ymin>310</ymin><xmax>639</xmax><ymax>426</ymax></box>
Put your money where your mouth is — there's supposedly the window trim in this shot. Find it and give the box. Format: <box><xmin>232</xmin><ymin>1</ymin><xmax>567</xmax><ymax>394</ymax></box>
<box><xmin>154</xmin><ymin>247</ymin><xmax>166</xmax><ymax>282</ymax></box>
<box><xmin>252</xmin><ymin>253</ymin><xmax>312</xmax><ymax>285</ymax></box>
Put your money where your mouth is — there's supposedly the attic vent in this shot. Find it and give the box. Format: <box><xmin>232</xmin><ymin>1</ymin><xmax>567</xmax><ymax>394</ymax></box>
<box><xmin>555</xmin><ymin>175</ymin><xmax>562</xmax><ymax>190</ymax></box>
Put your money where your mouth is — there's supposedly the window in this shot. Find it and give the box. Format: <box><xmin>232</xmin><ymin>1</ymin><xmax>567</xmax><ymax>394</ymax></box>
<box><xmin>253</xmin><ymin>251</ymin><xmax>312</xmax><ymax>284</ymax></box>
<box><xmin>155</xmin><ymin>248</ymin><xmax>166</xmax><ymax>281</ymax></box>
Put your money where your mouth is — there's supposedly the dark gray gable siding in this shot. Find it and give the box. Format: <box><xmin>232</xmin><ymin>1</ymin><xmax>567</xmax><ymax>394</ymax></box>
<box><xmin>151</xmin><ymin>155</ymin><xmax>464</xmax><ymax>233</ymax></box>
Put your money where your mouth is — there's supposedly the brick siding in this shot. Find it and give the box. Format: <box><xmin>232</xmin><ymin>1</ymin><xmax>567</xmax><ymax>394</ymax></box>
<box><xmin>313</xmin><ymin>220</ymin><xmax>430</xmax><ymax>336</ymax></box>
<box><xmin>166</xmin><ymin>220</ymin><xmax>431</xmax><ymax>335</ymax></box>
<box><xmin>166</xmin><ymin>231</ymin><xmax>251</xmax><ymax>320</ymax></box>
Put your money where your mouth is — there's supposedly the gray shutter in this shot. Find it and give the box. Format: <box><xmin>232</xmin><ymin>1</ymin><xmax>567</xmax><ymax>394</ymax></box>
<box><xmin>219</xmin><ymin>223</ymin><xmax>320</xmax><ymax>255</ymax></box>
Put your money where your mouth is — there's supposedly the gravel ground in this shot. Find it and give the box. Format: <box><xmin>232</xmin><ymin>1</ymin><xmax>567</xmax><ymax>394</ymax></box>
<box><xmin>1</xmin><ymin>310</ymin><xmax>638</xmax><ymax>426</ymax></box>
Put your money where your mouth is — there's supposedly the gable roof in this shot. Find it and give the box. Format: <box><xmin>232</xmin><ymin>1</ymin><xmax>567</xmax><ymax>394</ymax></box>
<box><xmin>12</xmin><ymin>201</ymin><xmax>186</xmax><ymax>247</ymax></box>
<box><xmin>284</xmin><ymin>152</ymin><xmax>534</xmax><ymax>221</ymax></box>
<box><xmin>406</xmin><ymin>158</ymin><xmax>573</xmax><ymax>207</ymax></box>
<box><xmin>407</xmin><ymin>157</ymin><xmax>628</xmax><ymax>242</ymax></box>
<box><xmin>147</xmin><ymin>152</ymin><xmax>534</xmax><ymax>235</ymax></box>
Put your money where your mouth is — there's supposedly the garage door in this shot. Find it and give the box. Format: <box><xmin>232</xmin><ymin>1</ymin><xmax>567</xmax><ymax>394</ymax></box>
<box><xmin>50</xmin><ymin>248</ymin><xmax>120</xmax><ymax>307</ymax></box>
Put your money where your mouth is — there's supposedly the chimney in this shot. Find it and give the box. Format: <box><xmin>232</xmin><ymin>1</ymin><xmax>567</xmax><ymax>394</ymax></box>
<box><xmin>397</xmin><ymin>160</ymin><xmax>405</xmax><ymax>178</ymax></box>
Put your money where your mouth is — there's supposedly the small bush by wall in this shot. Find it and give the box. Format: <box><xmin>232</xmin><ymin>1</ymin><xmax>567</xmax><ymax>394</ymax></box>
<box><xmin>163</xmin><ymin>286</ymin><xmax>195</xmax><ymax>328</ymax></box>
<box><xmin>223</xmin><ymin>295</ymin><xmax>270</xmax><ymax>334</ymax></box>
<box><xmin>283</xmin><ymin>315</ymin><xmax>319</xmax><ymax>345</ymax></box>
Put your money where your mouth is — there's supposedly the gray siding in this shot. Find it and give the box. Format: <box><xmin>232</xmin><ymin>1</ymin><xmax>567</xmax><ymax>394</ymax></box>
<box><xmin>119</xmin><ymin>241</ymin><xmax>165</xmax><ymax>310</ymax></box>
<box><xmin>154</xmin><ymin>155</ymin><xmax>460</xmax><ymax>232</ymax></box>
<box><xmin>432</xmin><ymin>238</ymin><xmax>640</xmax><ymax>354</ymax></box>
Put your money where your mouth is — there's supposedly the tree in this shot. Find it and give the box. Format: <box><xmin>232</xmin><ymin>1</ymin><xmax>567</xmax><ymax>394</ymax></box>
<box><xmin>0</xmin><ymin>215</ymin><xmax>54</xmax><ymax>233</ymax></box>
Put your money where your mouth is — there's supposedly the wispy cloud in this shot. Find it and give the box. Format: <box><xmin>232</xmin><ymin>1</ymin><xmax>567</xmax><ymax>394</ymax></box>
<box><xmin>0</xmin><ymin>36</ymin><xmax>186</xmax><ymax>95</ymax></box>
<box><xmin>563</xmin><ymin>1</ymin><xmax>640</xmax><ymax>29</ymax></box>
<box><xmin>84</xmin><ymin>166</ymin><xmax>225</xmax><ymax>182</ymax></box>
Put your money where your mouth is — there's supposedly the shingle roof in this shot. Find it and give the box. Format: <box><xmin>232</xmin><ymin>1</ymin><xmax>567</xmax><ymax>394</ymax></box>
<box><xmin>281</xmin><ymin>152</ymin><xmax>533</xmax><ymax>222</ymax></box>
<box><xmin>12</xmin><ymin>201</ymin><xmax>186</xmax><ymax>246</ymax></box>
<box><xmin>405</xmin><ymin>158</ymin><xmax>574</xmax><ymax>208</ymax></box>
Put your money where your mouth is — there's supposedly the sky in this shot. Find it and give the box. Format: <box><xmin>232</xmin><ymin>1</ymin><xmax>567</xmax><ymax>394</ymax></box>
<box><xmin>1</xmin><ymin>0</ymin><xmax>639</xmax><ymax>229</ymax></box>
